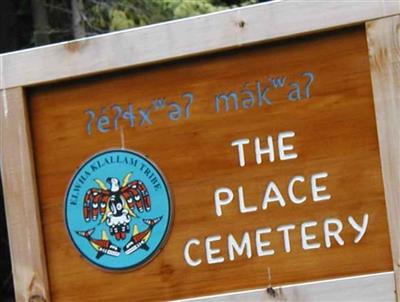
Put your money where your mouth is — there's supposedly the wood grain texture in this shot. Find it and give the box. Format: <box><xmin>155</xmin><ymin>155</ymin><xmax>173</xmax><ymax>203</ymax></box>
<box><xmin>0</xmin><ymin>87</ymin><xmax>50</xmax><ymax>302</ymax></box>
<box><xmin>28</xmin><ymin>27</ymin><xmax>392</xmax><ymax>301</ymax></box>
<box><xmin>183</xmin><ymin>272</ymin><xmax>396</xmax><ymax>302</ymax></box>
<box><xmin>1</xmin><ymin>1</ymin><xmax>400</xmax><ymax>89</ymax></box>
<box><xmin>367</xmin><ymin>14</ymin><xmax>400</xmax><ymax>301</ymax></box>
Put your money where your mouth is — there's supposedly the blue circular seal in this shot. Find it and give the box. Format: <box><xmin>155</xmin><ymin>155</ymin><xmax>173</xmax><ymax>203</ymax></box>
<box><xmin>65</xmin><ymin>149</ymin><xmax>172</xmax><ymax>270</ymax></box>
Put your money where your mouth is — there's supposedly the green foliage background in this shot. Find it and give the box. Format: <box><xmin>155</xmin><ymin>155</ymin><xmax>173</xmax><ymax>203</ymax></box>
<box><xmin>85</xmin><ymin>0</ymin><xmax>258</xmax><ymax>32</ymax></box>
<box><xmin>2</xmin><ymin>0</ymin><xmax>264</xmax><ymax>50</ymax></box>
<box><xmin>36</xmin><ymin>0</ymin><xmax>262</xmax><ymax>45</ymax></box>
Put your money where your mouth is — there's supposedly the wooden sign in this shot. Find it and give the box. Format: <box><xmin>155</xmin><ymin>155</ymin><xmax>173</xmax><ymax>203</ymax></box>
<box><xmin>26</xmin><ymin>26</ymin><xmax>392</xmax><ymax>301</ymax></box>
<box><xmin>2</xmin><ymin>2</ymin><xmax>400</xmax><ymax>302</ymax></box>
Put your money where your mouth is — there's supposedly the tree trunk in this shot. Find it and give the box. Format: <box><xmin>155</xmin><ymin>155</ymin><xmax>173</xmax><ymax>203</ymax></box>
<box><xmin>71</xmin><ymin>0</ymin><xmax>86</xmax><ymax>39</ymax></box>
<box><xmin>30</xmin><ymin>0</ymin><xmax>50</xmax><ymax>46</ymax></box>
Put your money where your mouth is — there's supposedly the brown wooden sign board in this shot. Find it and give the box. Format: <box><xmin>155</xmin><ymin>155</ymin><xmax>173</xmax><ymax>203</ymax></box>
<box><xmin>26</xmin><ymin>26</ymin><xmax>392</xmax><ymax>301</ymax></box>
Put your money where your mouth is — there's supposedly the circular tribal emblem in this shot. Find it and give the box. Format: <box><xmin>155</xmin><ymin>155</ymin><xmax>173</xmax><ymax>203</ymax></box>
<box><xmin>65</xmin><ymin>149</ymin><xmax>172</xmax><ymax>270</ymax></box>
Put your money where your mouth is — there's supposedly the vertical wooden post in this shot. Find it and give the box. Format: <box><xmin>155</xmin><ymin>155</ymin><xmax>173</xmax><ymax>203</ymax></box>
<box><xmin>0</xmin><ymin>87</ymin><xmax>50</xmax><ymax>301</ymax></box>
<box><xmin>367</xmin><ymin>15</ymin><xmax>400</xmax><ymax>301</ymax></box>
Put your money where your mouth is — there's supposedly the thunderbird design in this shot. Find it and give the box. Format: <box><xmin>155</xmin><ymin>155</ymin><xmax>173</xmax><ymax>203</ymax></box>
<box><xmin>83</xmin><ymin>172</ymin><xmax>151</xmax><ymax>240</ymax></box>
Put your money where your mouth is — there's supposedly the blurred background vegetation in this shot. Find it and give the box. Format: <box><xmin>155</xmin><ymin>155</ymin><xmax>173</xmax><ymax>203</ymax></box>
<box><xmin>0</xmin><ymin>0</ymin><xmax>267</xmax><ymax>53</ymax></box>
<box><xmin>0</xmin><ymin>0</ymin><xmax>268</xmax><ymax>301</ymax></box>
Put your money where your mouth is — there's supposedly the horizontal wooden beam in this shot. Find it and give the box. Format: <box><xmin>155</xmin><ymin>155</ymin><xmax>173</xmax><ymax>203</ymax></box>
<box><xmin>1</xmin><ymin>1</ymin><xmax>399</xmax><ymax>89</ymax></box>
<box><xmin>180</xmin><ymin>272</ymin><xmax>396</xmax><ymax>302</ymax></box>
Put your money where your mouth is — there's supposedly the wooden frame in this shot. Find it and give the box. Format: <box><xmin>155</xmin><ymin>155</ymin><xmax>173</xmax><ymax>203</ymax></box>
<box><xmin>0</xmin><ymin>88</ymin><xmax>50</xmax><ymax>301</ymax></box>
<box><xmin>184</xmin><ymin>272</ymin><xmax>396</xmax><ymax>302</ymax></box>
<box><xmin>367</xmin><ymin>14</ymin><xmax>400</xmax><ymax>302</ymax></box>
<box><xmin>1</xmin><ymin>1</ymin><xmax>399</xmax><ymax>89</ymax></box>
<box><xmin>0</xmin><ymin>1</ymin><xmax>399</xmax><ymax>301</ymax></box>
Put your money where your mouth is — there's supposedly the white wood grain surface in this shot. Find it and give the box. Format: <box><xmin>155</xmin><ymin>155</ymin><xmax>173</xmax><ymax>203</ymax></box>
<box><xmin>367</xmin><ymin>14</ymin><xmax>400</xmax><ymax>302</ymax></box>
<box><xmin>0</xmin><ymin>1</ymin><xmax>399</xmax><ymax>89</ymax></box>
<box><xmin>0</xmin><ymin>88</ymin><xmax>50</xmax><ymax>302</ymax></box>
